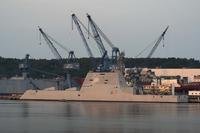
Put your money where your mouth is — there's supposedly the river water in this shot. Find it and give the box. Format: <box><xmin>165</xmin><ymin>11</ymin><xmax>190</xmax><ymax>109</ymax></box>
<box><xmin>0</xmin><ymin>100</ymin><xmax>200</xmax><ymax>133</ymax></box>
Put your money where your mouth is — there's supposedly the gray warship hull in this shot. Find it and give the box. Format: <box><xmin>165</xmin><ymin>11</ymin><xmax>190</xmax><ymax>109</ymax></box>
<box><xmin>21</xmin><ymin>71</ymin><xmax>188</xmax><ymax>103</ymax></box>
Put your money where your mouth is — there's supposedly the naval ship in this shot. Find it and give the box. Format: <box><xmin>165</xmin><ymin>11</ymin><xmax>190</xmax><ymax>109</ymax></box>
<box><xmin>20</xmin><ymin>69</ymin><xmax>188</xmax><ymax>103</ymax></box>
<box><xmin>20</xmin><ymin>14</ymin><xmax>188</xmax><ymax>103</ymax></box>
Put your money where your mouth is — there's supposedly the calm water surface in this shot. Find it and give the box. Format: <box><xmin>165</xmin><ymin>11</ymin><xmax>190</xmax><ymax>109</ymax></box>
<box><xmin>0</xmin><ymin>100</ymin><xmax>200</xmax><ymax>133</ymax></box>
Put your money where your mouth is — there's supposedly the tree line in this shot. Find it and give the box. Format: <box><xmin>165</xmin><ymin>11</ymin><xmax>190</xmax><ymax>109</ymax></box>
<box><xmin>0</xmin><ymin>56</ymin><xmax>200</xmax><ymax>79</ymax></box>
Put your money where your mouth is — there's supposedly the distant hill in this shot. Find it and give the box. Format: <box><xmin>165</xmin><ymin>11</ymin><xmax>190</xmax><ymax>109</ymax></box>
<box><xmin>0</xmin><ymin>57</ymin><xmax>200</xmax><ymax>79</ymax></box>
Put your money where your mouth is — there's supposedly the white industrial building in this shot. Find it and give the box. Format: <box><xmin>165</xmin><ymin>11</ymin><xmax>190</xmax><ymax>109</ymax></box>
<box><xmin>149</xmin><ymin>68</ymin><xmax>200</xmax><ymax>82</ymax></box>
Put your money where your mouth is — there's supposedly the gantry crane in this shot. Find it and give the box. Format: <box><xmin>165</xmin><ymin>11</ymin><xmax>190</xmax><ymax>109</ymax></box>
<box><xmin>147</xmin><ymin>26</ymin><xmax>169</xmax><ymax>58</ymax></box>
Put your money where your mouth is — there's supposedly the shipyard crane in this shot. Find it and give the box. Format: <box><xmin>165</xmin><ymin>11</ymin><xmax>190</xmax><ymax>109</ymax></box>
<box><xmin>147</xmin><ymin>26</ymin><xmax>169</xmax><ymax>58</ymax></box>
<box><xmin>87</xmin><ymin>14</ymin><xmax>106</xmax><ymax>55</ymax></box>
<box><xmin>71</xmin><ymin>14</ymin><xmax>94</xmax><ymax>58</ymax></box>
<box><xmin>71</xmin><ymin>13</ymin><xmax>120</xmax><ymax>71</ymax></box>
<box><xmin>38</xmin><ymin>26</ymin><xmax>79</xmax><ymax>70</ymax></box>
<box><xmin>19</xmin><ymin>54</ymin><xmax>68</xmax><ymax>90</ymax></box>
<box><xmin>19</xmin><ymin>54</ymin><xmax>41</xmax><ymax>90</ymax></box>
<box><xmin>38</xmin><ymin>26</ymin><xmax>80</xmax><ymax>88</ymax></box>
<box><xmin>87</xmin><ymin>14</ymin><xmax>111</xmax><ymax>71</ymax></box>
<box><xmin>74</xmin><ymin>14</ymin><xmax>120</xmax><ymax>67</ymax></box>
<box><xmin>38</xmin><ymin>27</ymin><xmax>62</xmax><ymax>59</ymax></box>
<box><xmin>86</xmin><ymin>13</ymin><xmax>120</xmax><ymax>65</ymax></box>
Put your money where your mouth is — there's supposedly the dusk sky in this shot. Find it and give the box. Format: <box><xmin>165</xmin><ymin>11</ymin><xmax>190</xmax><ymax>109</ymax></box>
<box><xmin>0</xmin><ymin>0</ymin><xmax>200</xmax><ymax>59</ymax></box>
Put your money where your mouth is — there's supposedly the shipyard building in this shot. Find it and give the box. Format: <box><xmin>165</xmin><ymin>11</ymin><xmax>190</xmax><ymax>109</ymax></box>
<box><xmin>125</xmin><ymin>68</ymin><xmax>200</xmax><ymax>95</ymax></box>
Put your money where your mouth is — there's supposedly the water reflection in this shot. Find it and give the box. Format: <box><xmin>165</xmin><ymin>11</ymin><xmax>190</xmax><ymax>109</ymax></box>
<box><xmin>0</xmin><ymin>101</ymin><xmax>200</xmax><ymax>133</ymax></box>
<box><xmin>66</xmin><ymin>102</ymin><xmax>155</xmax><ymax>119</ymax></box>
<box><xmin>21</xmin><ymin>102</ymin><xmax>29</xmax><ymax>118</ymax></box>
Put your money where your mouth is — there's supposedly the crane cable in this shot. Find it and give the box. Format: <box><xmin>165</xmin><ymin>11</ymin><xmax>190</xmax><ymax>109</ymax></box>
<box><xmin>135</xmin><ymin>38</ymin><xmax>158</xmax><ymax>58</ymax></box>
<box><xmin>135</xmin><ymin>34</ymin><xmax>166</xmax><ymax>58</ymax></box>
<box><xmin>40</xmin><ymin>31</ymin><xmax>71</xmax><ymax>54</ymax></box>
<box><xmin>38</xmin><ymin>27</ymin><xmax>74</xmax><ymax>58</ymax></box>
<box><xmin>71</xmin><ymin>15</ymin><xmax>99</xmax><ymax>57</ymax></box>
<box><xmin>46</xmin><ymin>34</ymin><xmax>71</xmax><ymax>54</ymax></box>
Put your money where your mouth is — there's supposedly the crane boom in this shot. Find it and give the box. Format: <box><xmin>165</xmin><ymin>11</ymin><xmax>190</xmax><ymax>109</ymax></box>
<box><xmin>38</xmin><ymin>27</ymin><xmax>62</xmax><ymax>59</ymax></box>
<box><xmin>46</xmin><ymin>34</ymin><xmax>70</xmax><ymax>54</ymax></box>
<box><xmin>87</xmin><ymin>14</ymin><xmax>111</xmax><ymax>71</ymax></box>
<box><xmin>94</xmin><ymin>25</ymin><xmax>120</xmax><ymax>62</ymax></box>
<box><xmin>86</xmin><ymin>14</ymin><xmax>119</xmax><ymax>65</ymax></box>
<box><xmin>71</xmin><ymin>14</ymin><xmax>93</xmax><ymax>58</ymax></box>
<box><xmin>93</xmin><ymin>23</ymin><xmax>120</xmax><ymax>64</ymax></box>
<box><xmin>147</xmin><ymin>26</ymin><xmax>169</xmax><ymax>58</ymax></box>
<box><xmin>72</xmin><ymin>14</ymin><xmax>120</xmax><ymax>63</ymax></box>
<box><xmin>87</xmin><ymin>17</ymin><xmax>114</xmax><ymax>48</ymax></box>
<box><xmin>39</xmin><ymin>26</ymin><xmax>80</xmax><ymax>88</ymax></box>
<box><xmin>87</xmin><ymin>14</ymin><xmax>106</xmax><ymax>56</ymax></box>
<box><xmin>39</xmin><ymin>26</ymin><xmax>79</xmax><ymax>70</ymax></box>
